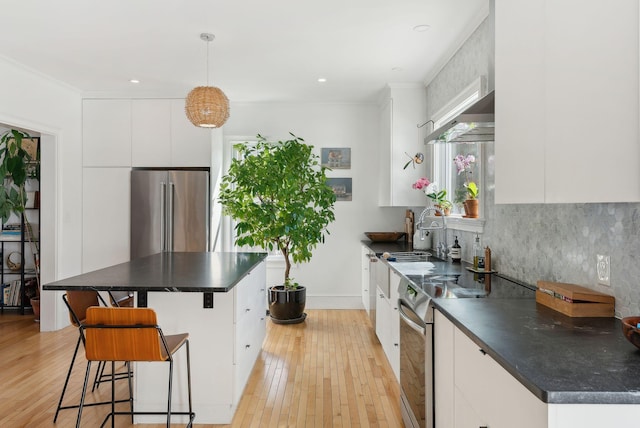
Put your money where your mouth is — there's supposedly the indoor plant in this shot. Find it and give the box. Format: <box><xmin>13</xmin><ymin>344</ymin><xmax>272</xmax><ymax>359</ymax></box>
<box><xmin>0</xmin><ymin>129</ymin><xmax>40</xmax><ymax>318</ymax></box>
<box><xmin>219</xmin><ymin>133</ymin><xmax>336</xmax><ymax>324</ymax></box>
<box><xmin>453</xmin><ymin>154</ymin><xmax>479</xmax><ymax>218</ymax></box>
<box><xmin>412</xmin><ymin>177</ymin><xmax>451</xmax><ymax>215</ymax></box>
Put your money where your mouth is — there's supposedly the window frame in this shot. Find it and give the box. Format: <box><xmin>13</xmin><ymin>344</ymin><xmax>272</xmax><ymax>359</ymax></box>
<box><xmin>429</xmin><ymin>78</ymin><xmax>487</xmax><ymax>233</ymax></box>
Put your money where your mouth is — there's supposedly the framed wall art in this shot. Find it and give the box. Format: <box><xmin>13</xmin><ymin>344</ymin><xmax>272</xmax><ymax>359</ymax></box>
<box><xmin>327</xmin><ymin>178</ymin><xmax>352</xmax><ymax>202</ymax></box>
<box><xmin>321</xmin><ymin>147</ymin><xmax>351</xmax><ymax>169</ymax></box>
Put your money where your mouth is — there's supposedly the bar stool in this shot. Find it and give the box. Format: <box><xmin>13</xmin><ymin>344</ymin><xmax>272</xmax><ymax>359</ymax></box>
<box><xmin>54</xmin><ymin>291</ymin><xmax>133</xmax><ymax>422</ymax></box>
<box><xmin>76</xmin><ymin>307</ymin><xmax>194</xmax><ymax>428</ymax></box>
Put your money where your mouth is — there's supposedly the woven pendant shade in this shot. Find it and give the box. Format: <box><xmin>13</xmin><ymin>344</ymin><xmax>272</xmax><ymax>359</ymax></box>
<box><xmin>185</xmin><ymin>86</ymin><xmax>230</xmax><ymax>128</ymax></box>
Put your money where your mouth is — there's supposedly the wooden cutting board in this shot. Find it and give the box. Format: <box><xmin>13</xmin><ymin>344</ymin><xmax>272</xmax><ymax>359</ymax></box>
<box><xmin>536</xmin><ymin>281</ymin><xmax>615</xmax><ymax>317</ymax></box>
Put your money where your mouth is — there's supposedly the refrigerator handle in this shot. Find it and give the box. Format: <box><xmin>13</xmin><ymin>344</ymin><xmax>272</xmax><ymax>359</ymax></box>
<box><xmin>160</xmin><ymin>181</ymin><xmax>167</xmax><ymax>251</ymax></box>
<box><xmin>168</xmin><ymin>181</ymin><xmax>175</xmax><ymax>251</ymax></box>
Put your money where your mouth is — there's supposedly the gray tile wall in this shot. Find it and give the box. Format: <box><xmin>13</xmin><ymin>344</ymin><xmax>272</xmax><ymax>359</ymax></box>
<box><xmin>425</xmin><ymin>19</ymin><xmax>640</xmax><ymax>317</ymax></box>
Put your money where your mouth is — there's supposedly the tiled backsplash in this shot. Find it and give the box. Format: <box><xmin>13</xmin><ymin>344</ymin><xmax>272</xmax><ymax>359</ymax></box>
<box><xmin>425</xmin><ymin>17</ymin><xmax>640</xmax><ymax>317</ymax></box>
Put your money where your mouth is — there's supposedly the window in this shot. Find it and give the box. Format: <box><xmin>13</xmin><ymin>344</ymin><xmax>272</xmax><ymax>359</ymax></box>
<box><xmin>431</xmin><ymin>78</ymin><xmax>485</xmax><ymax>219</ymax></box>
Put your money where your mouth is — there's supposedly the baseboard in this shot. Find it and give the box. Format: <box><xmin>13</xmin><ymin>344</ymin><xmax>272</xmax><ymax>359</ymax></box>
<box><xmin>305</xmin><ymin>295</ymin><xmax>363</xmax><ymax>309</ymax></box>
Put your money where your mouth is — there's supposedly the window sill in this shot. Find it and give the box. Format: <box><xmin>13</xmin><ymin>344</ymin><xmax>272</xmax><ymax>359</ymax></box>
<box><xmin>423</xmin><ymin>214</ymin><xmax>485</xmax><ymax>234</ymax></box>
<box><xmin>446</xmin><ymin>215</ymin><xmax>485</xmax><ymax>233</ymax></box>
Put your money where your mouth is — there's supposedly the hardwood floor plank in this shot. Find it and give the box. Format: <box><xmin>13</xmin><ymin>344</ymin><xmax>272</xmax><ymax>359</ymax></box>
<box><xmin>0</xmin><ymin>309</ymin><xmax>402</xmax><ymax>427</ymax></box>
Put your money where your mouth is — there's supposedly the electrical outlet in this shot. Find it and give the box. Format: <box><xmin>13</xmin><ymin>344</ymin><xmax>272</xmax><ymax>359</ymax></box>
<box><xmin>597</xmin><ymin>254</ymin><xmax>610</xmax><ymax>286</ymax></box>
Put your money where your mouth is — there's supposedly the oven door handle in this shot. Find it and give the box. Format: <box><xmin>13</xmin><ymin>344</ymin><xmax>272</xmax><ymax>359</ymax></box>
<box><xmin>398</xmin><ymin>301</ymin><xmax>426</xmax><ymax>336</ymax></box>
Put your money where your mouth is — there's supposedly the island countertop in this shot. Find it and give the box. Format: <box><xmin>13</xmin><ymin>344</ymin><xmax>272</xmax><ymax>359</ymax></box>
<box><xmin>43</xmin><ymin>251</ymin><xmax>268</xmax><ymax>293</ymax></box>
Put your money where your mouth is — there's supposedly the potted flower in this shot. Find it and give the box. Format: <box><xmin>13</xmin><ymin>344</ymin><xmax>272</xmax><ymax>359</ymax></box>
<box><xmin>453</xmin><ymin>154</ymin><xmax>479</xmax><ymax>218</ymax></box>
<box><xmin>0</xmin><ymin>129</ymin><xmax>40</xmax><ymax>319</ymax></box>
<box><xmin>219</xmin><ymin>133</ymin><xmax>336</xmax><ymax>324</ymax></box>
<box><xmin>412</xmin><ymin>177</ymin><xmax>451</xmax><ymax>215</ymax></box>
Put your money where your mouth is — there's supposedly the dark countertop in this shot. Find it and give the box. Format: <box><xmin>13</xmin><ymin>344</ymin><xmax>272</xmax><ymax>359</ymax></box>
<box><xmin>361</xmin><ymin>240</ymin><xmax>414</xmax><ymax>255</ymax></box>
<box><xmin>435</xmin><ymin>299</ymin><xmax>640</xmax><ymax>404</ymax></box>
<box><xmin>44</xmin><ymin>252</ymin><xmax>267</xmax><ymax>293</ymax></box>
<box><xmin>362</xmin><ymin>240</ymin><xmax>640</xmax><ymax>404</ymax></box>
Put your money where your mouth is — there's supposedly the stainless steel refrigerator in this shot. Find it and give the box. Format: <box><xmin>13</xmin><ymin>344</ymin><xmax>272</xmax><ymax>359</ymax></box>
<box><xmin>131</xmin><ymin>168</ymin><xmax>210</xmax><ymax>259</ymax></box>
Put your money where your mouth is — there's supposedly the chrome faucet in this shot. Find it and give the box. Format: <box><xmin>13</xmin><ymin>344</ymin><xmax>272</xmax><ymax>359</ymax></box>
<box><xmin>416</xmin><ymin>206</ymin><xmax>448</xmax><ymax>259</ymax></box>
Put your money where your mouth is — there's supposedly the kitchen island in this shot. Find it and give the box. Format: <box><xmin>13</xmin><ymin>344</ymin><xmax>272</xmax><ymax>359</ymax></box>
<box><xmin>44</xmin><ymin>251</ymin><xmax>268</xmax><ymax>424</ymax></box>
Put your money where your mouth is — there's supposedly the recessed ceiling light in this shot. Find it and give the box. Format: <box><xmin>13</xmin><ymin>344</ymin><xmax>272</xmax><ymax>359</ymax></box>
<box><xmin>413</xmin><ymin>24</ymin><xmax>431</xmax><ymax>32</ymax></box>
<box><xmin>391</xmin><ymin>67</ymin><xmax>403</xmax><ymax>72</ymax></box>
<box><xmin>129</xmin><ymin>79</ymin><xmax>140</xmax><ymax>84</ymax></box>
<box><xmin>317</xmin><ymin>78</ymin><xmax>327</xmax><ymax>83</ymax></box>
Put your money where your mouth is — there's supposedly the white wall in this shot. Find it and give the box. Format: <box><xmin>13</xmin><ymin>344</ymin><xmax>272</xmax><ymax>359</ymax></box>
<box><xmin>0</xmin><ymin>55</ymin><xmax>83</xmax><ymax>330</ymax></box>
<box><xmin>224</xmin><ymin>102</ymin><xmax>405</xmax><ymax>308</ymax></box>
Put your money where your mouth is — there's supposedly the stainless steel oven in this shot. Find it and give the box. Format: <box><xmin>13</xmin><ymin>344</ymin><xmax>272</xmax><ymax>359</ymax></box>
<box><xmin>398</xmin><ymin>279</ymin><xmax>434</xmax><ymax>428</ymax></box>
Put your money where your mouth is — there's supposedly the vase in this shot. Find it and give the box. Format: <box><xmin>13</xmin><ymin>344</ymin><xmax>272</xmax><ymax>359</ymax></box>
<box><xmin>464</xmin><ymin>199</ymin><xmax>479</xmax><ymax>218</ymax></box>
<box><xmin>30</xmin><ymin>297</ymin><xmax>40</xmax><ymax>322</ymax></box>
<box><xmin>434</xmin><ymin>205</ymin><xmax>450</xmax><ymax>216</ymax></box>
<box><xmin>268</xmin><ymin>285</ymin><xmax>307</xmax><ymax>324</ymax></box>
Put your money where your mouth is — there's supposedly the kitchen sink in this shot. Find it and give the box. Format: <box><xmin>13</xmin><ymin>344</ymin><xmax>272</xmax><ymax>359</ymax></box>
<box><xmin>387</xmin><ymin>251</ymin><xmax>431</xmax><ymax>262</ymax></box>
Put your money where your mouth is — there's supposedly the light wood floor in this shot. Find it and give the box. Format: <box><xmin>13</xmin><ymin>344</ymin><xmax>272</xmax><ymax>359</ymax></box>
<box><xmin>0</xmin><ymin>309</ymin><xmax>403</xmax><ymax>427</ymax></box>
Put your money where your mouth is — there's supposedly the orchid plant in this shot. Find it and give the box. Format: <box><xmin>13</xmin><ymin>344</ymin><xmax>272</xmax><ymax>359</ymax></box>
<box><xmin>453</xmin><ymin>154</ymin><xmax>478</xmax><ymax>199</ymax></box>
<box><xmin>412</xmin><ymin>177</ymin><xmax>452</xmax><ymax>209</ymax></box>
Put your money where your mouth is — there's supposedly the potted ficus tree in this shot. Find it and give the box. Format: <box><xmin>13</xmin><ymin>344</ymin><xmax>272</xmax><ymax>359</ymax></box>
<box><xmin>219</xmin><ymin>133</ymin><xmax>336</xmax><ymax>324</ymax></box>
<box><xmin>0</xmin><ymin>129</ymin><xmax>40</xmax><ymax>319</ymax></box>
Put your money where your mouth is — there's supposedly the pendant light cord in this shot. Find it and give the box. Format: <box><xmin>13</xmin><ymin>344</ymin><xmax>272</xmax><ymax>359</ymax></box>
<box><xmin>206</xmin><ymin>38</ymin><xmax>210</xmax><ymax>86</ymax></box>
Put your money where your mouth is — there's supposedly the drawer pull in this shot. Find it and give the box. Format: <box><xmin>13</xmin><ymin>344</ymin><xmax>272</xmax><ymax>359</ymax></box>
<box><xmin>479</xmin><ymin>349</ymin><xmax>487</xmax><ymax>355</ymax></box>
<box><xmin>245</xmin><ymin>344</ymin><xmax>251</xmax><ymax>349</ymax></box>
<box><xmin>246</xmin><ymin>308</ymin><xmax>251</xmax><ymax>312</ymax></box>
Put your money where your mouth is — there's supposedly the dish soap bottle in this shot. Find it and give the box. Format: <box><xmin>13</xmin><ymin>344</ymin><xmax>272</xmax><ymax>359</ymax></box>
<box><xmin>450</xmin><ymin>236</ymin><xmax>462</xmax><ymax>263</ymax></box>
<box><xmin>473</xmin><ymin>233</ymin><xmax>482</xmax><ymax>269</ymax></box>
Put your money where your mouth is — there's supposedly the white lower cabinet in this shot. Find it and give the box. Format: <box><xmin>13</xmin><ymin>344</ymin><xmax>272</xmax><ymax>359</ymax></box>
<box><xmin>435</xmin><ymin>310</ymin><xmax>640</xmax><ymax>428</ymax></box>
<box><xmin>375</xmin><ymin>285</ymin><xmax>391</xmax><ymax>351</ymax></box>
<box><xmin>453</xmin><ymin>386</ymin><xmax>485</xmax><ymax>428</ymax></box>
<box><xmin>136</xmin><ymin>261</ymin><xmax>267</xmax><ymax>424</ymax></box>
<box><xmin>375</xmin><ymin>266</ymin><xmax>401</xmax><ymax>383</ymax></box>
<box><xmin>361</xmin><ymin>245</ymin><xmax>371</xmax><ymax>314</ymax></box>
<box><xmin>435</xmin><ymin>309</ymin><xmax>546</xmax><ymax>428</ymax></box>
<box><xmin>434</xmin><ymin>310</ymin><xmax>455</xmax><ymax>428</ymax></box>
<box><xmin>389</xmin><ymin>270</ymin><xmax>401</xmax><ymax>381</ymax></box>
<box><xmin>233</xmin><ymin>262</ymin><xmax>267</xmax><ymax>404</ymax></box>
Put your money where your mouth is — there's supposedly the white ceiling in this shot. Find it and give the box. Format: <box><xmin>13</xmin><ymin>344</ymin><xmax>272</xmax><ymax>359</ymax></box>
<box><xmin>1</xmin><ymin>0</ymin><xmax>488</xmax><ymax>103</ymax></box>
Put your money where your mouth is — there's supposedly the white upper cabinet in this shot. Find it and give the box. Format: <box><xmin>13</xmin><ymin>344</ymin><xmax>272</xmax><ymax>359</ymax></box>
<box><xmin>495</xmin><ymin>0</ymin><xmax>640</xmax><ymax>203</ymax></box>
<box><xmin>132</xmin><ymin>99</ymin><xmax>172</xmax><ymax>167</ymax></box>
<box><xmin>132</xmin><ymin>99</ymin><xmax>212</xmax><ymax>167</ymax></box>
<box><xmin>169</xmin><ymin>99</ymin><xmax>212</xmax><ymax>167</ymax></box>
<box><xmin>378</xmin><ymin>84</ymin><xmax>427</xmax><ymax>207</ymax></box>
<box><xmin>83</xmin><ymin>99</ymin><xmax>132</xmax><ymax>167</ymax></box>
<box><xmin>84</xmin><ymin>99</ymin><xmax>212</xmax><ymax>168</ymax></box>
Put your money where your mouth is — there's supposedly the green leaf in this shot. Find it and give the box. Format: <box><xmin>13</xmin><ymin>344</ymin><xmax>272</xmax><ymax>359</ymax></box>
<box><xmin>218</xmin><ymin>133</ymin><xmax>336</xmax><ymax>285</ymax></box>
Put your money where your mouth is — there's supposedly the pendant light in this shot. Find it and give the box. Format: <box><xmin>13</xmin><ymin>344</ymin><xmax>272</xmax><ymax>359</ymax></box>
<box><xmin>185</xmin><ymin>33</ymin><xmax>230</xmax><ymax>128</ymax></box>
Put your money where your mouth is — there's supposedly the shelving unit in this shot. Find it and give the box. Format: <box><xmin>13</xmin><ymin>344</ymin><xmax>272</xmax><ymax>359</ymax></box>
<box><xmin>0</xmin><ymin>135</ymin><xmax>40</xmax><ymax>315</ymax></box>
<box><xmin>0</xmin><ymin>211</ymin><xmax>39</xmax><ymax>315</ymax></box>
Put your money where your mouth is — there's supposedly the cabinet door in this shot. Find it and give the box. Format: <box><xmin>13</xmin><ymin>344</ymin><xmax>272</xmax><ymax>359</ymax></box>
<box><xmin>454</xmin><ymin>386</ymin><xmax>486</xmax><ymax>428</ymax></box>
<box><xmin>389</xmin><ymin>270</ymin><xmax>401</xmax><ymax>380</ymax></box>
<box><xmin>495</xmin><ymin>0</ymin><xmax>640</xmax><ymax>203</ymax></box>
<box><xmin>83</xmin><ymin>100</ymin><xmax>132</xmax><ymax>167</ymax></box>
<box><xmin>543</xmin><ymin>0</ymin><xmax>639</xmax><ymax>203</ymax></box>
<box><xmin>454</xmin><ymin>328</ymin><xmax>547</xmax><ymax>428</ymax></box>
<box><xmin>82</xmin><ymin>167</ymin><xmax>130</xmax><ymax>272</ymax></box>
<box><xmin>377</xmin><ymin>98</ymin><xmax>393</xmax><ymax>206</ymax></box>
<box><xmin>494</xmin><ymin>0</ymin><xmax>545</xmax><ymax>203</ymax></box>
<box><xmin>170</xmin><ymin>99</ymin><xmax>212</xmax><ymax>167</ymax></box>
<box><xmin>131</xmin><ymin>99</ymin><xmax>171</xmax><ymax>167</ymax></box>
<box><xmin>378</xmin><ymin>85</ymin><xmax>427</xmax><ymax>207</ymax></box>
<box><xmin>361</xmin><ymin>246</ymin><xmax>371</xmax><ymax>313</ymax></box>
<box><xmin>434</xmin><ymin>310</ymin><xmax>455</xmax><ymax>428</ymax></box>
<box><xmin>375</xmin><ymin>286</ymin><xmax>390</xmax><ymax>354</ymax></box>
